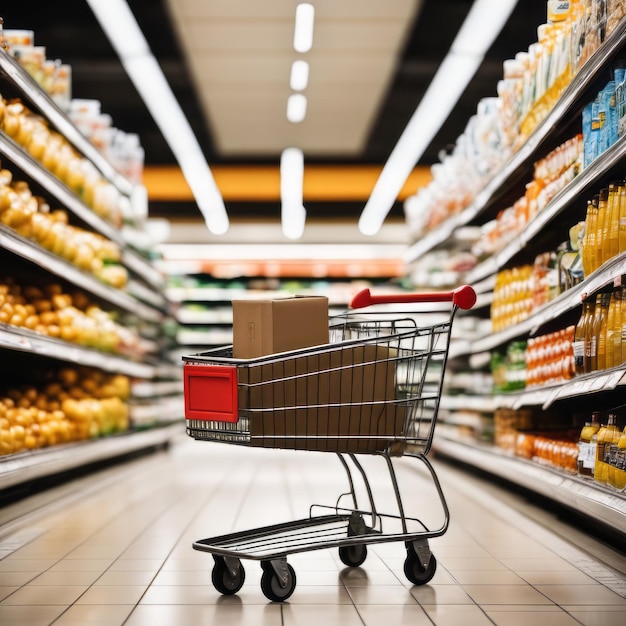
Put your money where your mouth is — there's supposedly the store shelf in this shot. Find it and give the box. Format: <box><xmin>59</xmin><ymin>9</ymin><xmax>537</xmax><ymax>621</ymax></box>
<box><xmin>466</xmin><ymin>137</ymin><xmax>626</xmax><ymax>284</ymax></box>
<box><xmin>0</xmin><ymin>225</ymin><xmax>163</xmax><ymax>323</ymax></box>
<box><xmin>440</xmin><ymin>395</ymin><xmax>499</xmax><ymax>413</ymax></box>
<box><xmin>122</xmin><ymin>249</ymin><xmax>166</xmax><ymax>292</ymax></box>
<box><xmin>405</xmin><ymin>19</ymin><xmax>626</xmax><ymax>266</ymax></box>
<box><xmin>132</xmin><ymin>380</ymin><xmax>183</xmax><ymax>398</ymax></box>
<box><xmin>468</xmin><ymin>252</ymin><xmax>626</xmax><ymax>354</ymax></box>
<box><xmin>0</xmin><ymin>132</ymin><xmax>124</xmax><ymax>245</ymax></box>
<box><xmin>0</xmin><ymin>134</ymin><xmax>162</xmax><ymax>294</ymax></box>
<box><xmin>494</xmin><ymin>366</ymin><xmax>626</xmax><ymax>410</ymax></box>
<box><xmin>0</xmin><ymin>422</ymin><xmax>182</xmax><ymax>491</ymax></box>
<box><xmin>176</xmin><ymin>328</ymin><xmax>232</xmax><ymax>346</ymax></box>
<box><xmin>130</xmin><ymin>396</ymin><xmax>184</xmax><ymax>427</ymax></box>
<box><xmin>0</xmin><ymin>323</ymin><xmax>157</xmax><ymax>378</ymax></box>
<box><xmin>0</xmin><ymin>47</ymin><xmax>134</xmax><ymax>196</ymax></box>
<box><xmin>432</xmin><ymin>434</ymin><xmax>626</xmax><ymax>534</ymax></box>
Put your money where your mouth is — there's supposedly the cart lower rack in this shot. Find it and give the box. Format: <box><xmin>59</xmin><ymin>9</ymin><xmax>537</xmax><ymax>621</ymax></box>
<box><xmin>183</xmin><ymin>285</ymin><xmax>476</xmax><ymax>601</ymax></box>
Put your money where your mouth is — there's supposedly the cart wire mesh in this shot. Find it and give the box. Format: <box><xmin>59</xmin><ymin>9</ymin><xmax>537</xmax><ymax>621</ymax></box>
<box><xmin>184</xmin><ymin>307</ymin><xmax>456</xmax><ymax>457</ymax></box>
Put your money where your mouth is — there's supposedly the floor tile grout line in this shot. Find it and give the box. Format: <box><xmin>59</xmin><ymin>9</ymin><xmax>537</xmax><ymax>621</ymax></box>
<box><xmin>117</xmin><ymin>452</ymin><xmax>250</xmax><ymax>625</ymax></box>
<box><xmin>0</xmin><ymin>466</ymin><xmax>189</xmax><ymax>608</ymax></box>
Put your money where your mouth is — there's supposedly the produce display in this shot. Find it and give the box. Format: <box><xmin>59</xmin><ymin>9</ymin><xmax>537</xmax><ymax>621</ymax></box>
<box><xmin>0</xmin><ymin>280</ymin><xmax>145</xmax><ymax>356</ymax></box>
<box><xmin>0</xmin><ymin>365</ymin><xmax>130</xmax><ymax>456</ymax></box>
<box><xmin>0</xmin><ymin>95</ymin><xmax>124</xmax><ymax>227</ymax></box>
<box><xmin>0</xmin><ymin>168</ymin><xmax>128</xmax><ymax>288</ymax></box>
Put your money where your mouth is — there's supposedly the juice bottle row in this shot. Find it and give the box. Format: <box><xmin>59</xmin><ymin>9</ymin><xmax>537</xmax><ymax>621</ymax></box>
<box><xmin>577</xmin><ymin>411</ymin><xmax>626</xmax><ymax>489</ymax></box>
<box><xmin>572</xmin><ymin>281</ymin><xmax>626</xmax><ymax>375</ymax></box>
<box><xmin>580</xmin><ymin>181</ymin><xmax>626</xmax><ymax>277</ymax></box>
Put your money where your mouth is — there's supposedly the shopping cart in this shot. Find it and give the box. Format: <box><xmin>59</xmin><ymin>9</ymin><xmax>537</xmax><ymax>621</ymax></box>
<box><xmin>183</xmin><ymin>285</ymin><xmax>476</xmax><ymax>601</ymax></box>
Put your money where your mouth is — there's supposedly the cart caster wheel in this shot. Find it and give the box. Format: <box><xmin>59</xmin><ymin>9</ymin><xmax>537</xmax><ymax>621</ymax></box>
<box><xmin>339</xmin><ymin>544</ymin><xmax>367</xmax><ymax>567</ymax></box>
<box><xmin>404</xmin><ymin>551</ymin><xmax>436</xmax><ymax>585</ymax></box>
<box><xmin>211</xmin><ymin>556</ymin><xmax>245</xmax><ymax>595</ymax></box>
<box><xmin>260</xmin><ymin>561</ymin><xmax>296</xmax><ymax>602</ymax></box>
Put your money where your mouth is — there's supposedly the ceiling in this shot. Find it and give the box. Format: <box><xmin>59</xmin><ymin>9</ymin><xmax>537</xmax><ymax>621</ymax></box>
<box><xmin>0</xmin><ymin>1</ymin><xmax>548</xmax><ymax>235</ymax></box>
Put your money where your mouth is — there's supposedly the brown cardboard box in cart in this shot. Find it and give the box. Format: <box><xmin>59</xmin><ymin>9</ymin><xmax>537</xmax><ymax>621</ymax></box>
<box><xmin>232</xmin><ymin>296</ymin><xmax>329</xmax><ymax>359</ymax></box>
<box><xmin>238</xmin><ymin>343</ymin><xmax>405</xmax><ymax>453</ymax></box>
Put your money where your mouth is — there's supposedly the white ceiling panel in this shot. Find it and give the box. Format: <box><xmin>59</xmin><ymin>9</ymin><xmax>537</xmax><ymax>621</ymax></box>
<box><xmin>170</xmin><ymin>0</ymin><xmax>421</xmax><ymax>21</ymax></box>
<box><xmin>186</xmin><ymin>21</ymin><xmax>295</xmax><ymax>51</ymax></box>
<box><xmin>166</xmin><ymin>0</ymin><xmax>421</xmax><ymax>158</ymax></box>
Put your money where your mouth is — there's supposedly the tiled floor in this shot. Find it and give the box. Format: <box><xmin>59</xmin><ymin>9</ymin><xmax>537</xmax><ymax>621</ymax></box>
<box><xmin>0</xmin><ymin>431</ymin><xmax>625</xmax><ymax>625</ymax></box>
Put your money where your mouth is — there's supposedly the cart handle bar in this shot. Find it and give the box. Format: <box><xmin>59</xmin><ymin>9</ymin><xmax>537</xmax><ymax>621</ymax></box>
<box><xmin>350</xmin><ymin>285</ymin><xmax>477</xmax><ymax>310</ymax></box>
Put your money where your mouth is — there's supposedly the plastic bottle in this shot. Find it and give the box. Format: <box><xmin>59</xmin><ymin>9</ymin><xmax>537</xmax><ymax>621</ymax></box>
<box><xmin>594</xmin><ymin>413</ymin><xmax>620</xmax><ymax>485</ymax></box>
<box><xmin>595</xmin><ymin>293</ymin><xmax>611</xmax><ymax>371</ymax></box>
<box><xmin>621</xmin><ymin>286</ymin><xmax>626</xmax><ymax>363</ymax></box>
<box><xmin>583</xmin><ymin>298</ymin><xmax>597</xmax><ymax>373</ymax></box>
<box><xmin>607</xmin><ymin>426</ymin><xmax>626</xmax><ymax>490</ymax></box>
<box><xmin>582</xmin><ymin>199</ymin><xmax>597</xmax><ymax>276</ymax></box>
<box><xmin>607</xmin><ymin>183</ymin><xmax>620</xmax><ymax>260</ymax></box>
<box><xmin>595</xmin><ymin>189</ymin><xmax>609</xmax><ymax>268</ymax></box>
<box><xmin>605</xmin><ymin>285</ymin><xmax>621</xmax><ymax>368</ymax></box>
<box><xmin>577</xmin><ymin>411</ymin><xmax>602</xmax><ymax>477</ymax></box>
<box><xmin>618</xmin><ymin>181</ymin><xmax>626</xmax><ymax>254</ymax></box>
<box><xmin>573</xmin><ymin>298</ymin><xmax>595</xmax><ymax>375</ymax></box>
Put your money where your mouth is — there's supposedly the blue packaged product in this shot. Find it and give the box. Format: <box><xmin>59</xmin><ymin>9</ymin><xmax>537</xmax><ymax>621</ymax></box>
<box><xmin>598</xmin><ymin>81</ymin><xmax>617</xmax><ymax>153</ymax></box>
<box><xmin>616</xmin><ymin>70</ymin><xmax>626</xmax><ymax>137</ymax></box>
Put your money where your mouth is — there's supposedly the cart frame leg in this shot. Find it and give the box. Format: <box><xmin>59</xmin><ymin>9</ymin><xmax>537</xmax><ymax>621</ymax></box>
<box><xmin>336</xmin><ymin>453</ymin><xmax>378</xmax><ymax>529</ymax></box>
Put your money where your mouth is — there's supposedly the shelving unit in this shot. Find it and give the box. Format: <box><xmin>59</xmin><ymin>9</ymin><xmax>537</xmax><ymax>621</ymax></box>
<box><xmin>165</xmin><ymin>264</ymin><xmax>410</xmax><ymax>358</ymax></box>
<box><xmin>408</xmin><ymin>22</ymin><xmax>626</xmax><ymax>530</ymax></box>
<box><xmin>433</xmin><ymin>435</ymin><xmax>626</xmax><ymax>534</ymax></box>
<box><xmin>0</xmin><ymin>46</ymin><xmax>182</xmax><ymax>487</ymax></box>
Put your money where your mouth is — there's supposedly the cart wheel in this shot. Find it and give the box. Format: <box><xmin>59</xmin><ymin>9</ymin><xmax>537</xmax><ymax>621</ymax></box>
<box><xmin>260</xmin><ymin>562</ymin><xmax>297</xmax><ymax>602</ymax></box>
<box><xmin>339</xmin><ymin>544</ymin><xmax>368</xmax><ymax>567</ymax></box>
<box><xmin>211</xmin><ymin>556</ymin><xmax>245</xmax><ymax>595</ymax></box>
<box><xmin>403</xmin><ymin>550</ymin><xmax>436</xmax><ymax>585</ymax></box>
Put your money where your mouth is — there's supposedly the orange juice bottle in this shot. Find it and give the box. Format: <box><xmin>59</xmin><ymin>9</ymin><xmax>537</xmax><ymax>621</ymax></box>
<box><xmin>603</xmin><ymin>291</ymin><xmax>616</xmax><ymax>369</ymax></box>
<box><xmin>595</xmin><ymin>190</ymin><xmax>608</xmax><ymax>268</ymax></box>
<box><xmin>605</xmin><ymin>284</ymin><xmax>622</xmax><ymax>369</ymax></box>
<box><xmin>620</xmin><ymin>284</ymin><xmax>626</xmax><ymax>366</ymax></box>
<box><xmin>577</xmin><ymin>411</ymin><xmax>602</xmax><ymax>477</ymax></box>
<box><xmin>607</xmin><ymin>183</ymin><xmax>620</xmax><ymax>260</ymax></box>
<box><xmin>594</xmin><ymin>413</ymin><xmax>620</xmax><ymax>485</ymax></box>
<box><xmin>607</xmin><ymin>427</ymin><xmax>626</xmax><ymax>490</ymax></box>
<box><xmin>574</xmin><ymin>298</ymin><xmax>594</xmax><ymax>375</ymax></box>
<box><xmin>618</xmin><ymin>181</ymin><xmax>626</xmax><ymax>254</ymax></box>
<box><xmin>583</xmin><ymin>198</ymin><xmax>598</xmax><ymax>275</ymax></box>
<box><xmin>583</xmin><ymin>298</ymin><xmax>597</xmax><ymax>373</ymax></box>
<box><xmin>591</xmin><ymin>293</ymin><xmax>611</xmax><ymax>372</ymax></box>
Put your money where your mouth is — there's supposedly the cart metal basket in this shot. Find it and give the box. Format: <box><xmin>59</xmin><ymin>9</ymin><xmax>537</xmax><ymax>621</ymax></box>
<box><xmin>183</xmin><ymin>285</ymin><xmax>476</xmax><ymax>601</ymax></box>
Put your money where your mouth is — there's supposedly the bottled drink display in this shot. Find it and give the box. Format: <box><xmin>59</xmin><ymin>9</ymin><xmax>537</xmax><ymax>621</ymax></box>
<box><xmin>594</xmin><ymin>414</ymin><xmax>621</xmax><ymax>485</ymax></box>
<box><xmin>577</xmin><ymin>411</ymin><xmax>602</xmax><ymax>477</ymax></box>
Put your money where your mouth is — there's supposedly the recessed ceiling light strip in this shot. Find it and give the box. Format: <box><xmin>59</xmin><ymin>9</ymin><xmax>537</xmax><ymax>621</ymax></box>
<box><xmin>359</xmin><ymin>0</ymin><xmax>519</xmax><ymax>236</ymax></box>
<box><xmin>280</xmin><ymin>148</ymin><xmax>307</xmax><ymax>240</ymax></box>
<box><xmin>293</xmin><ymin>3</ymin><xmax>315</xmax><ymax>53</ymax></box>
<box><xmin>85</xmin><ymin>0</ymin><xmax>229</xmax><ymax>235</ymax></box>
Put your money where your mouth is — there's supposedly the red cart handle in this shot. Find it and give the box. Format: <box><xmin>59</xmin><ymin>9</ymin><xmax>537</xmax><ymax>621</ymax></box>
<box><xmin>350</xmin><ymin>285</ymin><xmax>477</xmax><ymax>310</ymax></box>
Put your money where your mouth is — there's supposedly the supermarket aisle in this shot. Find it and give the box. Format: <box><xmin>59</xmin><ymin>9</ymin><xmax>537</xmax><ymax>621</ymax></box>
<box><xmin>0</xmin><ymin>432</ymin><xmax>625</xmax><ymax>626</ymax></box>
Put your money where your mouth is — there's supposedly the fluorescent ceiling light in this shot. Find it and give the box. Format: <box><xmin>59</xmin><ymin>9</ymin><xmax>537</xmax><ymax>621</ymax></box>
<box><xmin>280</xmin><ymin>148</ymin><xmax>306</xmax><ymax>240</ymax></box>
<box><xmin>287</xmin><ymin>93</ymin><xmax>308</xmax><ymax>123</ymax></box>
<box><xmin>85</xmin><ymin>0</ymin><xmax>228</xmax><ymax>235</ymax></box>
<box><xmin>294</xmin><ymin>3</ymin><xmax>315</xmax><ymax>53</ymax></box>
<box><xmin>290</xmin><ymin>60</ymin><xmax>310</xmax><ymax>91</ymax></box>
<box><xmin>359</xmin><ymin>0</ymin><xmax>518</xmax><ymax>236</ymax></box>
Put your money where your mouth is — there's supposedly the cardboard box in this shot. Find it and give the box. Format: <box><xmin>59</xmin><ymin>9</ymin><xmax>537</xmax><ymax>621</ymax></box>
<box><xmin>237</xmin><ymin>343</ymin><xmax>405</xmax><ymax>453</ymax></box>
<box><xmin>232</xmin><ymin>296</ymin><xmax>329</xmax><ymax>359</ymax></box>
